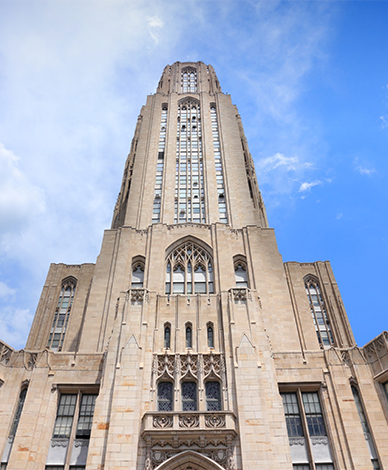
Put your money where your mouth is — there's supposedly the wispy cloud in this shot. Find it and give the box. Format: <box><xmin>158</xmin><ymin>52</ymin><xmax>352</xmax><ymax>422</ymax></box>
<box><xmin>298</xmin><ymin>180</ymin><xmax>322</xmax><ymax>192</ymax></box>
<box><xmin>354</xmin><ymin>157</ymin><xmax>376</xmax><ymax>176</ymax></box>
<box><xmin>0</xmin><ymin>281</ymin><xmax>16</xmax><ymax>299</ymax></box>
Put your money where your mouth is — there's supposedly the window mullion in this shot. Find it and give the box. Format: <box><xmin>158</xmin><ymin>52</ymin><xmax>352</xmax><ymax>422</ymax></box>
<box><xmin>64</xmin><ymin>391</ymin><xmax>81</xmax><ymax>470</ymax></box>
<box><xmin>297</xmin><ymin>388</ymin><xmax>316</xmax><ymax>470</ymax></box>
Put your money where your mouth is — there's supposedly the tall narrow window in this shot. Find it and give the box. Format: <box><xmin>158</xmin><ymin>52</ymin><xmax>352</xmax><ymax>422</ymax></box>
<box><xmin>205</xmin><ymin>382</ymin><xmax>221</xmax><ymax>411</ymax></box>
<box><xmin>181</xmin><ymin>68</ymin><xmax>197</xmax><ymax>93</ymax></box>
<box><xmin>207</xmin><ymin>324</ymin><xmax>214</xmax><ymax>348</ymax></box>
<box><xmin>1</xmin><ymin>387</ymin><xmax>28</xmax><ymax>468</ymax></box>
<box><xmin>158</xmin><ymin>382</ymin><xmax>173</xmax><ymax>411</ymax></box>
<box><xmin>131</xmin><ymin>264</ymin><xmax>144</xmax><ymax>288</ymax></box>
<box><xmin>186</xmin><ymin>325</ymin><xmax>192</xmax><ymax>349</ymax></box>
<box><xmin>47</xmin><ymin>392</ymin><xmax>97</xmax><ymax>469</ymax></box>
<box><xmin>305</xmin><ymin>277</ymin><xmax>334</xmax><ymax>348</ymax></box>
<box><xmin>235</xmin><ymin>262</ymin><xmax>248</xmax><ymax>288</ymax></box>
<box><xmin>165</xmin><ymin>240</ymin><xmax>214</xmax><ymax>294</ymax></box>
<box><xmin>281</xmin><ymin>390</ymin><xmax>334</xmax><ymax>470</ymax></box>
<box><xmin>152</xmin><ymin>105</ymin><xmax>168</xmax><ymax>223</ymax></box>
<box><xmin>164</xmin><ymin>325</ymin><xmax>171</xmax><ymax>349</ymax></box>
<box><xmin>352</xmin><ymin>386</ymin><xmax>380</xmax><ymax>469</ymax></box>
<box><xmin>210</xmin><ymin>105</ymin><xmax>228</xmax><ymax>224</ymax></box>
<box><xmin>182</xmin><ymin>382</ymin><xmax>197</xmax><ymax>411</ymax></box>
<box><xmin>175</xmin><ymin>100</ymin><xmax>205</xmax><ymax>223</ymax></box>
<box><xmin>47</xmin><ymin>278</ymin><xmax>76</xmax><ymax>351</ymax></box>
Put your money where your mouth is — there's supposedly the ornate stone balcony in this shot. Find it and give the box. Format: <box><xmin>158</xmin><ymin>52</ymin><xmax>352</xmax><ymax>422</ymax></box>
<box><xmin>142</xmin><ymin>411</ymin><xmax>237</xmax><ymax>438</ymax></box>
<box><xmin>141</xmin><ymin>411</ymin><xmax>237</xmax><ymax>470</ymax></box>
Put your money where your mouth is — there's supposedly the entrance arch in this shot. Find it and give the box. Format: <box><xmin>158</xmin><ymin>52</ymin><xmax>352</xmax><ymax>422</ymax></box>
<box><xmin>154</xmin><ymin>450</ymin><xmax>225</xmax><ymax>470</ymax></box>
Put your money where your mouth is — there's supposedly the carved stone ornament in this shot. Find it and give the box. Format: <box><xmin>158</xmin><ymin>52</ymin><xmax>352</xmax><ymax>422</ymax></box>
<box><xmin>179</xmin><ymin>414</ymin><xmax>199</xmax><ymax>428</ymax></box>
<box><xmin>310</xmin><ymin>436</ymin><xmax>329</xmax><ymax>446</ymax></box>
<box><xmin>131</xmin><ymin>288</ymin><xmax>146</xmax><ymax>302</ymax></box>
<box><xmin>157</xmin><ymin>353</ymin><xmax>175</xmax><ymax>378</ymax></box>
<box><xmin>180</xmin><ymin>354</ymin><xmax>198</xmax><ymax>377</ymax></box>
<box><xmin>0</xmin><ymin>342</ymin><xmax>12</xmax><ymax>365</ymax></box>
<box><xmin>153</xmin><ymin>415</ymin><xmax>173</xmax><ymax>428</ymax></box>
<box><xmin>231</xmin><ymin>288</ymin><xmax>247</xmax><ymax>301</ymax></box>
<box><xmin>205</xmin><ymin>414</ymin><xmax>226</xmax><ymax>428</ymax></box>
<box><xmin>50</xmin><ymin>438</ymin><xmax>69</xmax><ymax>448</ymax></box>
<box><xmin>74</xmin><ymin>438</ymin><xmax>89</xmax><ymax>447</ymax></box>
<box><xmin>203</xmin><ymin>353</ymin><xmax>222</xmax><ymax>377</ymax></box>
<box><xmin>289</xmin><ymin>437</ymin><xmax>306</xmax><ymax>446</ymax></box>
<box><xmin>27</xmin><ymin>352</ymin><xmax>38</xmax><ymax>370</ymax></box>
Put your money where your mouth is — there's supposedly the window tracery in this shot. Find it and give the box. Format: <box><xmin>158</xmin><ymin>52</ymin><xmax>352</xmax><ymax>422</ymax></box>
<box><xmin>158</xmin><ymin>382</ymin><xmax>173</xmax><ymax>411</ymax></box>
<box><xmin>181</xmin><ymin>382</ymin><xmax>197</xmax><ymax>411</ymax></box>
<box><xmin>175</xmin><ymin>99</ymin><xmax>205</xmax><ymax>223</ymax></box>
<box><xmin>131</xmin><ymin>259</ymin><xmax>145</xmax><ymax>288</ymax></box>
<box><xmin>47</xmin><ymin>277</ymin><xmax>76</xmax><ymax>351</ymax></box>
<box><xmin>305</xmin><ymin>276</ymin><xmax>334</xmax><ymax>348</ymax></box>
<box><xmin>181</xmin><ymin>68</ymin><xmax>197</xmax><ymax>93</ymax></box>
<box><xmin>165</xmin><ymin>240</ymin><xmax>214</xmax><ymax>294</ymax></box>
<box><xmin>234</xmin><ymin>257</ymin><xmax>248</xmax><ymax>288</ymax></box>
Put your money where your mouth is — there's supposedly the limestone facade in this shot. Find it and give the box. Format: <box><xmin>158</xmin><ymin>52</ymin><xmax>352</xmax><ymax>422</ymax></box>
<box><xmin>1</xmin><ymin>62</ymin><xmax>387</xmax><ymax>470</ymax></box>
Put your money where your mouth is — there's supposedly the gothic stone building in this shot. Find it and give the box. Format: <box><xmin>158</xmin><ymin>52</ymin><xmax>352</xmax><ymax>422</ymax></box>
<box><xmin>1</xmin><ymin>62</ymin><xmax>388</xmax><ymax>470</ymax></box>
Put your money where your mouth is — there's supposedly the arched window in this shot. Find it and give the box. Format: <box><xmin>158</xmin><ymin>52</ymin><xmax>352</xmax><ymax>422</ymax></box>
<box><xmin>165</xmin><ymin>239</ymin><xmax>214</xmax><ymax>294</ymax></box>
<box><xmin>305</xmin><ymin>276</ymin><xmax>334</xmax><ymax>348</ymax></box>
<box><xmin>207</xmin><ymin>323</ymin><xmax>214</xmax><ymax>348</ymax></box>
<box><xmin>131</xmin><ymin>264</ymin><xmax>144</xmax><ymax>288</ymax></box>
<box><xmin>234</xmin><ymin>261</ymin><xmax>248</xmax><ymax>288</ymax></box>
<box><xmin>158</xmin><ymin>382</ymin><xmax>173</xmax><ymax>411</ymax></box>
<box><xmin>351</xmin><ymin>386</ymin><xmax>380</xmax><ymax>469</ymax></box>
<box><xmin>182</xmin><ymin>382</ymin><xmax>197</xmax><ymax>411</ymax></box>
<box><xmin>186</xmin><ymin>324</ymin><xmax>192</xmax><ymax>349</ymax></box>
<box><xmin>205</xmin><ymin>382</ymin><xmax>221</xmax><ymax>411</ymax></box>
<box><xmin>47</xmin><ymin>277</ymin><xmax>76</xmax><ymax>351</ymax></box>
<box><xmin>164</xmin><ymin>324</ymin><xmax>171</xmax><ymax>349</ymax></box>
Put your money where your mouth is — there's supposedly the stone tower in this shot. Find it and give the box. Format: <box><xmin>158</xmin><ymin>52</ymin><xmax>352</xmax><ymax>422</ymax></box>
<box><xmin>1</xmin><ymin>62</ymin><xmax>388</xmax><ymax>470</ymax></box>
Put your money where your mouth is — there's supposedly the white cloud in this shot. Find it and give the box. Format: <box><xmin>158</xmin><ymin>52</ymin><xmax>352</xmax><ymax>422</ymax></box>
<box><xmin>257</xmin><ymin>153</ymin><xmax>300</xmax><ymax>173</ymax></box>
<box><xmin>379</xmin><ymin>116</ymin><xmax>388</xmax><ymax>129</ymax></box>
<box><xmin>354</xmin><ymin>158</ymin><xmax>376</xmax><ymax>176</ymax></box>
<box><xmin>0</xmin><ymin>306</ymin><xmax>33</xmax><ymax>349</ymax></box>
<box><xmin>0</xmin><ymin>143</ymin><xmax>45</xmax><ymax>237</ymax></box>
<box><xmin>0</xmin><ymin>281</ymin><xmax>16</xmax><ymax>299</ymax></box>
<box><xmin>298</xmin><ymin>180</ymin><xmax>322</xmax><ymax>192</ymax></box>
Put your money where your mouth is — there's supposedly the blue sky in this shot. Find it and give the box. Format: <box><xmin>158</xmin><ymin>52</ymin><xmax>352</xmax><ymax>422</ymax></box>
<box><xmin>0</xmin><ymin>0</ymin><xmax>387</xmax><ymax>349</ymax></box>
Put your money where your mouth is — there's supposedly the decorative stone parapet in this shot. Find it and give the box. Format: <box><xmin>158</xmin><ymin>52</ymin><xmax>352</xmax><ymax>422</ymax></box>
<box><xmin>142</xmin><ymin>411</ymin><xmax>236</xmax><ymax>436</ymax></box>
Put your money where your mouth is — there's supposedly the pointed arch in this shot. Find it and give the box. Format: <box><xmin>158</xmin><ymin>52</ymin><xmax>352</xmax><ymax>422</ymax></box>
<box><xmin>155</xmin><ymin>450</ymin><xmax>225</xmax><ymax>470</ymax></box>
<box><xmin>156</xmin><ymin>450</ymin><xmax>224</xmax><ymax>470</ymax></box>
<box><xmin>165</xmin><ymin>237</ymin><xmax>214</xmax><ymax>295</ymax></box>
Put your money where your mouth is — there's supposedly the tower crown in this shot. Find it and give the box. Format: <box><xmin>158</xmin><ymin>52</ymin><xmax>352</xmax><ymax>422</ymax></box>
<box><xmin>112</xmin><ymin>62</ymin><xmax>267</xmax><ymax>230</ymax></box>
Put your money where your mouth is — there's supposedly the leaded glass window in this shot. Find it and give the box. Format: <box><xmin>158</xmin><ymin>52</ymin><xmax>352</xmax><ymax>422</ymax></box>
<box><xmin>182</xmin><ymin>382</ymin><xmax>197</xmax><ymax>411</ymax></box>
<box><xmin>281</xmin><ymin>390</ymin><xmax>334</xmax><ymax>469</ymax></box>
<box><xmin>165</xmin><ymin>240</ymin><xmax>214</xmax><ymax>294</ymax></box>
<box><xmin>181</xmin><ymin>68</ymin><xmax>197</xmax><ymax>93</ymax></box>
<box><xmin>47</xmin><ymin>278</ymin><xmax>76</xmax><ymax>351</ymax></box>
<box><xmin>175</xmin><ymin>100</ymin><xmax>205</xmax><ymax>223</ymax></box>
<box><xmin>205</xmin><ymin>382</ymin><xmax>221</xmax><ymax>411</ymax></box>
<box><xmin>210</xmin><ymin>105</ymin><xmax>228</xmax><ymax>223</ymax></box>
<box><xmin>152</xmin><ymin>106</ymin><xmax>168</xmax><ymax>223</ymax></box>
<box><xmin>158</xmin><ymin>382</ymin><xmax>173</xmax><ymax>411</ymax></box>
<box><xmin>282</xmin><ymin>393</ymin><xmax>304</xmax><ymax>437</ymax></box>
<box><xmin>53</xmin><ymin>394</ymin><xmax>77</xmax><ymax>438</ymax></box>
<box><xmin>302</xmin><ymin>392</ymin><xmax>326</xmax><ymax>436</ymax></box>
<box><xmin>76</xmin><ymin>394</ymin><xmax>97</xmax><ymax>438</ymax></box>
<box><xmin>305</xmin><ymin>277</ymin><xmax>334</xmax><ymax>348</ymax></box>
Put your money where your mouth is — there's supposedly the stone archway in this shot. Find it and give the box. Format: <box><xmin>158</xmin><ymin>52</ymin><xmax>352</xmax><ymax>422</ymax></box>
<box><xmin>154</xmin><ymin>450</ymin><xmax>225</xmax><ymax>470</ymax></box>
